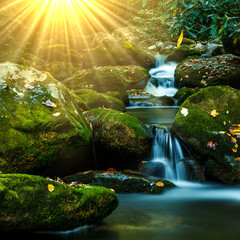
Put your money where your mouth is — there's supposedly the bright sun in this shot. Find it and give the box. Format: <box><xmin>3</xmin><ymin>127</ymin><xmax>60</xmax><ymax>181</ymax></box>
<box><xmin>0</xmin><ymin>0</ymin><xmax>127</xmax><ymax>60</ymax></box>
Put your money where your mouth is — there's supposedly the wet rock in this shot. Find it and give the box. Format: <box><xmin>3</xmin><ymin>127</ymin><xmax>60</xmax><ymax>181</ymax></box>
<box><xmin>64</xmin><ymin>170</ymin><xmax>175</xmax><ymax>194</ymax></box>
<box><xmin>166</xmin><ymin>46</ymin><xmax>201</xmax><ymax>63</ymax></box>
<box><xmin>175</xmin><ymin>54</ymin><xmax>240</xmax><ymax>89</ymax></box>
<box><xmin>72</xmin><ymin>89</ymin><xmax>126</xmax><ymax>112</ymax></box>
<box><xmin>0</xmin><ymin>63</ymin><xmax>93</xmax><ymax>176</ymax></box>
<box><xmin>172</xmin><ymin>86</ymin><xmax>240</xmax><ymax>184</ymax></box>
<box><xmin>0</xmin><ymin>174</ymin><xmax>118</xmax><ymax>232</ymax></box>
<box><xmin>85</xmin><ymin>108</ymin><xmax>153</xmax><ymax>169</ymax></box>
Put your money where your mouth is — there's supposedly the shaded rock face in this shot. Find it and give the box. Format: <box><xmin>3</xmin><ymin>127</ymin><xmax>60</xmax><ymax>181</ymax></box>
<box><xmin>173</xmin><ymin>87</ymin><xmax>200</xmax><ymax>106</ymax></box>
<box><xmin>174</xmin><ymin>54</ymin><xmax>240</xmax><ymax>89</ymax></box>
<box><xmin>0</xmin><ymin>174</ymin><xmax>118</xmax><ymax>232</ymax></box>
<box><xmin>166</xmin><ymin>46</ymin><xmax>201</xmax><ymax>63</ymax></box>
<box><xmin>72</xmin><ymin>89</ymin><xmax>126</xmax><ymax>112</ymax></box>
<box><xmin>85</xmin><ymin>108</ymin><xmax>153</xmax><ymax>169</ymax></box>
<box><xmin>64</xmin><ymin>170</ymin><xmax>175</xmax><ymax>194</ymax></box>
<box><xmin>222</xmin><ymin>35</ymin><xmax>240</xmax><ymax>57</ymax></box>
<box><xmin>172</xmin><ymin>86</ymin><xmax>240</xmax><ymax>184</ymax></box>
<box><xmin>82</xmin><ymin>39</ymin><xmax>155</xmax><ymax>69</ymax></box>
<box><xmin>0</xmin><ymin>63</ymin><xmax>93</xmax><ymax>176</ymax></box>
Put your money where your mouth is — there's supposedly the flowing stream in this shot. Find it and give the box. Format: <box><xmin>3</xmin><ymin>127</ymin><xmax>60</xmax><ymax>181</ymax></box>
<box><xmin>18</xmin><ymin>55</ymin><xmax>240</xmax><ymax>240</ymax></box>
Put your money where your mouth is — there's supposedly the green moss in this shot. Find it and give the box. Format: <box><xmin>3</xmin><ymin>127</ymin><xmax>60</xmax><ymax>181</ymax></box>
<box><xmin>0</xmin><ymin>174</ymin><xmax>118</xmax><ymax>231</ymax></box>
<box><xmin>0</xmin><ymin>63</ymin><xmax>93</xmax><ymax>175</ymax></box>
<box><xmin>173</xmin><ymin>86</ymin><xmax>240</xmax><ymax>163</ymax></box>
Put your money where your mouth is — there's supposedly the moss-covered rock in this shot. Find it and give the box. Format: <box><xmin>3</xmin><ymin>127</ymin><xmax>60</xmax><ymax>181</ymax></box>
<box><xmin>166</xmin><ymin>46</ymin><xmax>201</xmax><ymax>63</ymax></box>
<box><xmin>0</xmin><ymin>174</ymin><xmax>118</xmax><ymax>232</ymax></box>
<box><xmin>64</xmin><ymin>170</ymin><xmax>175</xmax><ymax>194</ymax></box>
<box><xmin>72</xmin><ymin>89</ymin><xmax>126</xmax><ymax>111</ymax></box>
<box><xmin>63</xmin><ymin>66</ymin><xmax>131</xmax><ymax>105</ymax></box>
<box><xmin>0</xmin><ymin>63</ymin><xmax>93</xmax><ymax>176</ymax></box>
<box><xmin>173</xmin><ymin>87</ymin><xmax>200</xmax><ymax>106</ymax></box>
<box><xmin>222</xmin><ymin>35</ymin><xmax>240</xmax><ymax>57</ymax></box>
<box><xmin>172</xmin><ymin>86</ymin><xmax>240</xmax><ymax>184</ymax></box>
<box><xmin>39</xmin><ymin>44</ymin><xmax>82</xmax><ymax>63</ymax></box>
<box><xmin>85</xmin><ymin>108</ymin><xmax>153</xmax><ymax>169</ymax></box>
<box><xmin>0</xmin><ymin>51</ymin><xmax>45</xmax><ymax>68</ymax></box>
<box><xmin>174</xmin><ymin>54</ymin><xmax>240</xmax><ymax>89</ymax></box>
<box><xmin>39</xmin><ymin>62</ymin><xmax>77</xmax><ymax>81</ymax></box>
<box><xmin>82</xmin><ymin>39</ymin><xmax>155</xmax><ymax>69</ymax></box>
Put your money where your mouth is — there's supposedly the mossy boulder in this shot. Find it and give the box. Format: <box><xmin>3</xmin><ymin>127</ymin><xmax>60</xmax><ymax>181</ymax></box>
<box><xmin>175</xmin><ymin>54</ymin><xmax>240</xmax><ymax>89</ymax></box>
<box><xmin>0</xmin><ymin>51</ymin><xmax>45</xmax><ymax>67</ymax></box>
<box><xmin>172</xmin><ymin>86</ymin><xmax>240</xmax><ymax>184</ymax></box>
<box><xmin>0</xmin><ymin>174</ymin><xmax>118</xmax><ymax>232</ymax></box>
<box><xmin>63</xmin><ymin>66</ymin><xmax>130</xmax><ymax>105</ymax></box>
<box><xmin>222</xmin><ymin>35</ymin><xmax>240</xmax><ymax>57</ymax></box>
<box><xmin>0</xmin><ymin>63</ymin><xmax>93</xmax><ymax>176</ymax></box>
<box><xmin>173</xmin><ymin>87</ymin><xmax>200</xmax><ymax>106</ymax></box>
<box><xmin>82</xmin><ymin>39</ymin><xmax>155</xmax><ymax>69</ymax></box>
<box><xmin>85</xmin><ymin>108</ymin><xmax>153</xmax><ymax>169</ymax></box>
<box><xmin>39</xmin><ymin>44</ymin><xmax>82</xmax><ymax>63</ymax></box>
<box><xmin>166</xmin><ymin>46</ymin><xmax>201</xmax><ymax>63</ymax></box>
<box><xmin>39</xmin><ymin>62</ymin><xmax>77</xmax><ymax>81</ymax></box>
<box><xmin>64</xmin><ymin>170</ymin><xmax>175</xmax><ymax>194</ymax></box>
<box><xmin>72</xmin><ymin>89</ymin><xmax>126</xmax><ymax>111</ymax></box>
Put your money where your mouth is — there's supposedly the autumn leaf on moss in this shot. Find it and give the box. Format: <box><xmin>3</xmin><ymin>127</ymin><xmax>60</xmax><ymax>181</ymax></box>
<box><xmin>229</xmin><ymin>125</ymin><xmax>240</xmax><ymax>138</ymax></box>
<box><xmin>48</xmin><ymin>184</ymin><xmax>55</xmax><ymax>192</ymax></box>
<box><xmin>232</xmin><ymin>148</ymin><xmax>238</xmax><ymax>153</ymax></box>
<box><xmin>210</xmin><ymin>109</ymin><xmax>219</xmax><ymax>118</ymax></box>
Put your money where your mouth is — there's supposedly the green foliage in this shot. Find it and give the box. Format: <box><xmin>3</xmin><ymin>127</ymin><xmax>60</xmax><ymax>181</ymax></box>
<box><xmin>143</xmin><ymin>0</ymin><xmax>240</xmax><ymax>42</ymax></box>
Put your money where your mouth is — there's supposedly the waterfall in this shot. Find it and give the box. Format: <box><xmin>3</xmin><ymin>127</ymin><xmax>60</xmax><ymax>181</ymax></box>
<box><xmin>150</xmin><ymin>127</ymin><xmax>187</xmax><ymax>181</ymax></box>
<box><xmin>144</xmin><ymin>55</ymin><xmax>178</xmax><ymax>97</ymax></box>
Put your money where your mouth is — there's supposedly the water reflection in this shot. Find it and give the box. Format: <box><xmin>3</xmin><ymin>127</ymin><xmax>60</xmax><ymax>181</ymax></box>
<box><xmin>5</xmin><ymin>183</ymin><xmax>240</xmax><ymax>240</ymax></box>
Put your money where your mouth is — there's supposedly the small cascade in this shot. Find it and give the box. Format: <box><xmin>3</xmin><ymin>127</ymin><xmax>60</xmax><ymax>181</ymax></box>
<box><xmin>144</xmin><ymin>55</ymin><xmax>178</xmax><ymax>97</ymax></box>
<box><xmin>141</xmin><ymin>127</ymin><xmax>187</xmax><ymax>182</ymax></box>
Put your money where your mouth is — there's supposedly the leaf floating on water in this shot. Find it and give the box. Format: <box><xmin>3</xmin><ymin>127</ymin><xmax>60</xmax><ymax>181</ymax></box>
<box><xmin>156</xmin><ymin>182</ymin><xmax>164</xmax><ymax>187</ymax></box>
<box><xmin>210</xmin><ymin>109</ymin><xmax>219</xmax><ymax>118</ymax></box>
<box><xmin>48</xmin><ymin>184</ymin><xmax>55</xmax><ymax>192</ymax></box>
<box><xmin>42</xmin><ymin>99</ymin><xmax>57</xmax><ymax>108</ymax></box>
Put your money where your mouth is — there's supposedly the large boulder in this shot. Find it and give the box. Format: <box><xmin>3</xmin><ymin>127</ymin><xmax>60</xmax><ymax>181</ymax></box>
<box><xmin>39</xmin><ymin>62</ymin><xmax>77</xmax><ymax>81</ymax></box>
<box><xmin>64</xmin><ymin>170</ymin><xmax>175</xmax><ymax>194</ymax></box>
<box><xmin>0</xmin><ymin>63</ymin><xmax>93</xmax><ymax>176</ymax></box>
<box><xmin>82</xmin><ymin>39</ymin><xmax>155</xmax><ymax>69</ymax></box>
<box><xmin>63</xmin><ymin>66</ymin><xmax>131</xmax><ymax>105</ymax></box>
<box><xmin>166</xmin><ymin>46</ymin><xmax>201</xmax><ymax>63</ymax></box>
<box><xmin>175</xmin><ymin>54</ymin><xmax>240</xmax><ymax>89</ymax></box>
<box><xmin>85</xmin><ymin>108</ymin><xmax>153</xmax><ymax>169</ymax></box>
<box><xmin>0</xmin><ymin>174</ymin><xmax>118</xmax><ymax>232</ymax></box>
<box><xmin>72</xmin><ymin>89</ymin><xmax>126</xmax><ymax>112</ymax></box>
<box><xmin>39</xmin><ymin>44</ymin><xmax>82</xmax><ymax>63</ymax></box>
<box><xmin>172</xmin><ymin>86</ymin><xmax>240</xmax><ymax>184</ymax></box>
<box><xmin>222</xmin><ymin>35</ymin><xmax>240</xmax><ymax>57</ymax></box>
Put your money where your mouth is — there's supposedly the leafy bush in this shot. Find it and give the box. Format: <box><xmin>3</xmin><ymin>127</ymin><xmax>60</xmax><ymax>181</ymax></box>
<box><xmin>143</xmin><ymin>0</ymin><xmax>240</xmax><ymax>42</ymax></box>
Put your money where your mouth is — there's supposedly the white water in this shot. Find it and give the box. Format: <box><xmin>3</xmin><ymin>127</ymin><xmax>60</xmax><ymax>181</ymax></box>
<box><xmin>144</xmin><ymin>55</ymin><xmax>178</xmax><ymax>97</ymax></box>
<box><xmin>150</xmin><ymin>127</ymin><xmax>187</xmax><ymax>182</ymax></box>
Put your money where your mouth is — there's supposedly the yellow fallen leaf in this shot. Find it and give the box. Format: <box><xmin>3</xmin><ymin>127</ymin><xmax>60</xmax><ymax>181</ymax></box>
<box><xmin>156</xmin><ymin>182</ymin><xmax>164</xmax><ymax>187</ymax></box>
<box><xmin>210</xmin><ymin>109</ymin><xmax>219</xmax><ymax>118</ymax></box>
<box><xmin>232</xmin><ymin>148</ymin><xmax>238</xmax><ymax>153</ymax></box>
<box><xmin>234</xmin><ymin>157</ymin><xmax>240</xmax><ymax>161</ymax></box>
<box><xmin>48</xmin><ymin>184</ymin><xmax>55</xmax><ymax>192</ymax></box>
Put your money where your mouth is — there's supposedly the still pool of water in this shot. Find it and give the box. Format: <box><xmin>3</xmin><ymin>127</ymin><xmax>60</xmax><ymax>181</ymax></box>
<box><xmin>7</xmin><ymin>183</ymin><xmax>240</xmax><ymax>240</ymax></box>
